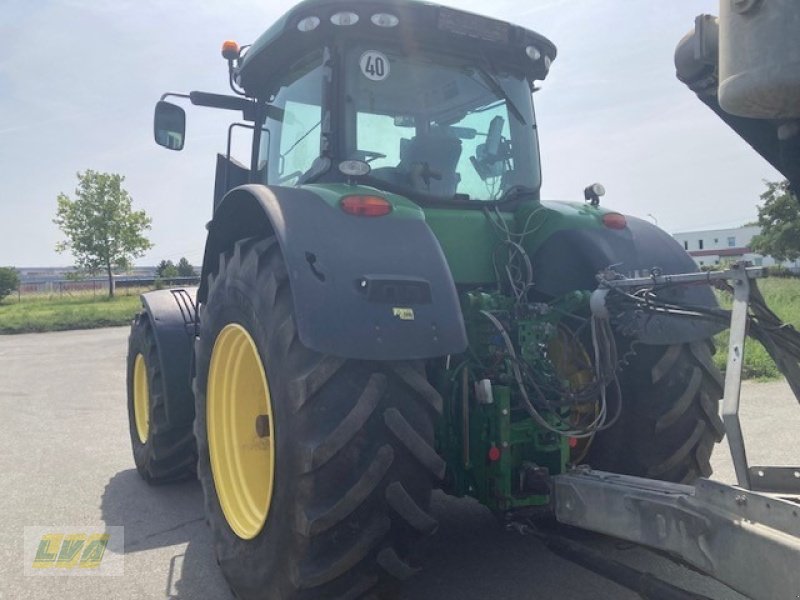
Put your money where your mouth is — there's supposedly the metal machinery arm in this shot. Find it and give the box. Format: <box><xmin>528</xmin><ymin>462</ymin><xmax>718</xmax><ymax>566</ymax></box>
<box><xmin>554</xmin><ymin>470</ymin><xmax>800</xmax><ymax>600</ymax></box>
<box><xmin>554</xmin><ymin>264</ymin><xmax>800</xmax><ymax>600</ymax></box>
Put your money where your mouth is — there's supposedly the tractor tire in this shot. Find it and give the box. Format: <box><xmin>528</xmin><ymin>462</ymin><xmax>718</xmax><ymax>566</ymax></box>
<box><xmin>586</xmin><ymin>341</ymin><xmax>725</xmax><ymax>483</ymax></box>
<box><xmin>193</xmin><ymin>236</ymin><xmax>443</xmax><ymax>600</ymax></box>
<box><xmin>126</xmin><ymin>313</ymin><xmax>197</xmax><ymax>484</ymax></box>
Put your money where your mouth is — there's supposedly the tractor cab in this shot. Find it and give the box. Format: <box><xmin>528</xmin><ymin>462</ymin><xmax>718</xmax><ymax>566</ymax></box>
<box><xmin>155</xmin><ymin>0</ymin><xmax>556</xmax><ymax>205</ymax></box>
<box><xmin>137</xmin><ymin>4</ymin><xmax>800</xmax><ymax>599</ymax></box>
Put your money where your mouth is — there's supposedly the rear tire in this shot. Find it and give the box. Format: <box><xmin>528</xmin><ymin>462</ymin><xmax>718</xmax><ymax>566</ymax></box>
<box><xmin>194</xmin><ymin>236</ymin><xmax>443</xmax><ymax>600</ymax></box>
<box><xmin>586</xmin><ymin>341</ymin><xmax>725</xmax><ymax>483</ymax></box>
<box><xmin>126</xmin><ymin>313</ymin><xmax>197</xmax><ymax>484</ymax></box>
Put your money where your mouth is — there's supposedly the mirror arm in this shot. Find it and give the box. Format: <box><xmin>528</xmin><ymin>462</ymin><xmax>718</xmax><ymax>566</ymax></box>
<box><xmin>189</xmin><ymin>91</ymin><xmax>257</xmax><ymax>122</ymax></box>
<box><xmin>160</xmin><ymin>92</ymin><xmax>191</xmax><ymax>102</ymax></box>
<box><xmin>159</xmin><ymin>91</ymin><xmax>258</xmax><ymax>122</ymax></box>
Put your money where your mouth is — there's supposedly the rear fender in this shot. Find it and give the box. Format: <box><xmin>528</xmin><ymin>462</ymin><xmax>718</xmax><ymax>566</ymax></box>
<box><xmin>139</xmin><ymin>288</ymin><xmax>197</xmax><ymax>426</ymax></box>
<box><xmin>531</xmin><ymin>215</ymin><xmax>724</xmax><ymax>345</ymax></box>
<box><xmin>199</xmin><ymin>184</ymin><xmax>467</xmax><ymax>360</ymax></box>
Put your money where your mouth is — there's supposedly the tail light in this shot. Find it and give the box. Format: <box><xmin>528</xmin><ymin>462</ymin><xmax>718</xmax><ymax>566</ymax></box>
<box><xmin>602</xmin><ymin>213</ymin><xmax>627</xmax><ymax>230</ymax></box>
<box><xmin>340</xmin><ymin>195</ymin><xmax>392</xmax><ymax>217</ymax></box>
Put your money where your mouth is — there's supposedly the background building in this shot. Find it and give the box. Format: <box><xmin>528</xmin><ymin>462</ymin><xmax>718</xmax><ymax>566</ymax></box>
<box><xmin>672</xmin><ymin>226</ymin><xmax>800</xmax><ymax>271</ymax></box>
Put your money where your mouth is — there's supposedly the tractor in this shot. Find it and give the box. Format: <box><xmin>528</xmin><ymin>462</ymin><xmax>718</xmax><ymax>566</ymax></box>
<box><xmin>126</xmin><ymin>1</ymin><xmax>731</xmax><ymax>598</ymax></box>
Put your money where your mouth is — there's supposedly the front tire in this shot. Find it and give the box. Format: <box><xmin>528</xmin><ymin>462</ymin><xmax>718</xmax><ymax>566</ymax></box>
<box><xmin>587</xmin><ymin>341</ymin><xmax>725</xmax><ymax>483</ymax></box>
<box><xmin>194</xmin><ymin>236</ymin><xmax>443</xmax><ymax>600</ymax></box>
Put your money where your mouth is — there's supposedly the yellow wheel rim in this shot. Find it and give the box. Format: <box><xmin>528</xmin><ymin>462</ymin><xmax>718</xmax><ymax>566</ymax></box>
<box><xmin>133</xmin><ymin>353</ymin><xmax>150</xmax><ymax>443</ymax></box>
<box><xmin>207</xmin><ymin>323</ymin><xmax>275</xmax><ymax>540</ymax></box>
<box><xmin>548</xmin><ymin>327</ymin><xmax>598</xmax><ymax>462</ymax></box>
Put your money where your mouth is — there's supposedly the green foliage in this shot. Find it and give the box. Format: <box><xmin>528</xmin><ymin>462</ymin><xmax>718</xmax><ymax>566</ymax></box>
<box><xmin>63</xmin><ymin>270</ymin><xmax>85</xmax><ymax>282</ymax></box>
<box><xmin>0</xmin><ymin>267</ymin><xmax>20</xmax><ymax>301</ymax></box>
<box><xmin>767</xmin><ymin>265</ymin><xmax>797</xmax><ymax>278</ymax></box>
<box><xmin>0</xmin><ymin>294</ymin><xmax>141</xmax><ymax>334</ymax></box>
<box><xmin>156</xmin><ymin>259</ymin><xmax>179</xmax><ymax>279</ymax></box>
<box><xmin>176</xmin><ymin>257</ymin><xmax>195</xmax><ymax>277</ymax></box>
<box><xmin>54</xmin><ymin>170</ymin><xmax>153</xmax><ymax>297</ymax></box>
<box><xmin>750</xmin><ymin>180</ymin><xmax>800</xmax><ymax>261</ymax></box>
<box><xmin>713</xmin><ymin>277</ymin><xmax>800</xmax><ymax>379</ymax></box>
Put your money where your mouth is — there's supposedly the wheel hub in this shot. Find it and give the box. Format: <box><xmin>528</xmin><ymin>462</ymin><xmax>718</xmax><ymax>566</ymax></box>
<box><xmin>207</xmin><ymin>323</ymin><xmax>276</xmax><ymax>540</ymax></box>
<box><xmin>132</xmin><ymin>353</ymin><xmax>150</xmax><ymax>443</ymax></box>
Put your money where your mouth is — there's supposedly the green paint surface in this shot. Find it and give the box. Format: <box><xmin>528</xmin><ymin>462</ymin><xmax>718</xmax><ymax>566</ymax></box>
<box><xmin>422</xmin><ymin>199</ymin><xmax>617</xmax><ymax>285</ymax></box>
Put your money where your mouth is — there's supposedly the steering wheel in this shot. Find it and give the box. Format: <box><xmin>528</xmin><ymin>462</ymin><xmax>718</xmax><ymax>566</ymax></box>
<box><xmin>360</xmin><ymin>150</ymin><xmax>388</xmax><ymax>164</ymax></box>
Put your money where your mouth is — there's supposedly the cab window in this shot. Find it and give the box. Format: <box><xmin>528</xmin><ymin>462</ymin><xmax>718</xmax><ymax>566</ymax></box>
<box><xmin>259</xmin><ymin>52</ymin><xmax>324</xmax><ymax>186</ymax></box>
<box><xmin>345</xmin><ymin>46</ymin><xmax>540</xmax><ymax>201</ymax></box>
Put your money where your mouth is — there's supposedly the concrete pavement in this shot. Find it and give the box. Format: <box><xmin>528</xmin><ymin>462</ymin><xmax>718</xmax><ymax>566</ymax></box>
<box><xmin>2</xmin><ymin>327</ymin><xmax>794</xmax><ymax>599</ymax></box>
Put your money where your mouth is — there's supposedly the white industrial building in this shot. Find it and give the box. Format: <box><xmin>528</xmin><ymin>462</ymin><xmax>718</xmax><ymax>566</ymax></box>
<box><xmin>672</xmin><ymin>226</ymin><xmax>800</xmax><ymax>271</ymax></box>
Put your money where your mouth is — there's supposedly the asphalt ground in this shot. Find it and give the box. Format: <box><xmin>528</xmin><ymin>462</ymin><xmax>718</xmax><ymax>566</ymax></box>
<box><xmin>1</xmin><ymin>327</ymin><xmax>797</xmax><ymax>600</ymax></box>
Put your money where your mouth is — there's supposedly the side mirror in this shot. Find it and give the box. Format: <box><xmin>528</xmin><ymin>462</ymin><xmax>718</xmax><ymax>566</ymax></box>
<box><xmin>154</xmin><ymin>101</ymin><xmax>186</xmax><ymax>151</ymax></box>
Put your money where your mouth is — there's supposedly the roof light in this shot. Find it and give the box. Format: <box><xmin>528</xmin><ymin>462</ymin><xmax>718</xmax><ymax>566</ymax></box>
<box><xmin>602</xmin><ymin>213</ymin><xmax>628</xmax><ymax>230</ymax></box>
<box><xmin>587</xmin><ymin>183</ymin><xmax>605</xmax><ymax>198</ymax></box>
<box><xmin>584</xmin><ymin>182</ymin><xmax>606</xmax><ymax>207</ymax></box>
<box><xmin>526</xmin><ymin>45</ymin><xmax>541</xmax><ymax>61</ymax></box>
<box><xmin>331</xmin><ymin>11</ymin><xmax>359</xmax><ymax>26</ymax></box>
<box><xmin>338</xmin><ymin>160</ymin><xmax>370</xmax><ymax>177</ymax></box>
<box><xmin>371</xmin><ymin>13</ymin><xmax>399</xmax><ymax>28</ymax></box>
<box><xmin>297</xmin><ymin>16</ymin><xmax>321</xmax><ymax>32</ymax></box>
<box><xmin>221</xmin><ymin>40</ymin><xmax>240</xmax><ymax>61</ymax></box>
<box><xmin>340</xmin><ymin>195</ymin><xmax>392</xmax><ymax>217</ymax></box>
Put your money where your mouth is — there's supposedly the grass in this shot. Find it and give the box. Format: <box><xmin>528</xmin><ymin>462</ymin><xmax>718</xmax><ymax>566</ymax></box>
<box><xmin>2</xmin><ymin>278</ymin><xmax>800</xmax><ymax>381</ymax></box>
<box><xmin>712</xmin><ymin>277</ymin><xmax>800</xmax><ymax>380</ymax></box>
<box><xmin>0</xmin><ymin>292</ymin><xmax>142</xmax><ymax>334</ymax></box>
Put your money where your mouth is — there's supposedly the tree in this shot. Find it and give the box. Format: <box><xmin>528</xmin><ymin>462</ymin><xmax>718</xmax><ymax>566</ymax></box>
<box><xmin>176</xmin><ymin>257</ymin><xmax>195</xmax><ymax>277</ymax></box>
<box><xmin>750</xmin><ymin>180</ymin><xmax>800</xmax><ymax>262</ymax></box>
<box><xmin>156</xmin><ymin>259</ymin><xmax>179</xmax><ymax>279</ymax></box>
<box><xmin>54</xmin><ymin>170</ymin><xmax>152</xmax><ymax>297</ymax></box>
<box><xmin>64</xmin><ymin>270</ymin><xmax>85</xmax><ymax>282</ymax></box>
<box><xmin>0</xmin><ymin>267</ymin><xmax>20</xmax><ymax>302</ymax></box>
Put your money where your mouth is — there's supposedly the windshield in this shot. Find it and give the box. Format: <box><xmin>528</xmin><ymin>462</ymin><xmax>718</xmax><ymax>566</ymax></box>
<box><xmin>344</xmin><ymin>45</ymin><xmax>541</xmax><ymax>201</ymax></box>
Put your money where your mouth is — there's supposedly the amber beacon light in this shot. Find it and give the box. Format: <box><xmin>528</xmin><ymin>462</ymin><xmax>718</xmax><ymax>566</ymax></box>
<box><xmin>221</xmin><ymin>40</ymin><xmax>240</xmax><ymax>60</ymax></box>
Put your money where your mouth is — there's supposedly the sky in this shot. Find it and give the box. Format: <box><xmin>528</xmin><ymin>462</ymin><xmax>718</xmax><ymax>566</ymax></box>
<box><xmin>0</xmin><ymin>0</ymin><xmax>782</xmax><ymax>267</ymax></box>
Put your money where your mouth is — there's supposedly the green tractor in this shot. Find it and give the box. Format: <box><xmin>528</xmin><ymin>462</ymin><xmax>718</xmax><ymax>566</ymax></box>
<box><xmin>126</xmin><ymin>1</ymin><xmax>725</xmax><ymax>598</ymax></box>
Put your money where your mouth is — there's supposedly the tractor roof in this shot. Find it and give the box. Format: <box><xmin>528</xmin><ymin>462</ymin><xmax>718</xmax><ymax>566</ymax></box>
<box><xmin>237</xmin><ymin>0</ymin><xmax>556</xmax><ymax>97</ymax></box>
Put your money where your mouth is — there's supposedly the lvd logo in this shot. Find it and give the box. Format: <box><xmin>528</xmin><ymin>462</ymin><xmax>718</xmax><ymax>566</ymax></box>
<box><xmin>32</xmin><ymin>533</ymin><xmax>110</xmax><ymax>569</ymax></box>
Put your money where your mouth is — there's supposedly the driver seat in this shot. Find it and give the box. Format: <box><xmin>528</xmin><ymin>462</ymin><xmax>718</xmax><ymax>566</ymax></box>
<box><xmin>398</xmin><ymin>130</ymin><xmax>463</xmax><ymax>196</ymax></box>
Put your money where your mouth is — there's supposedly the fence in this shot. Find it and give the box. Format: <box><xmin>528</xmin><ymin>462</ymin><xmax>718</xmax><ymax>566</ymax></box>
<box><xmin>13</xmin><ymin>276</ymin><xmax>201</xmax><ymax>299</ymax></box>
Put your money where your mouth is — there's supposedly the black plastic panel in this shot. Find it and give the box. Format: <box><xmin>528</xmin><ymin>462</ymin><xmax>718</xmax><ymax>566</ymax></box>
<box><xmin>203</xmin><ymin>185</ymin><xmax>467</xmax><ymax>360</ymax></box>
<box><xmin>140</xmin><ymin>288</ymin><xmax>198</xmax><ymax>426</ymax></box>
<box><xmin>532</xmin><ymin>216</ymin><xmax>724</xmax><ymax>345</ymax></box>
